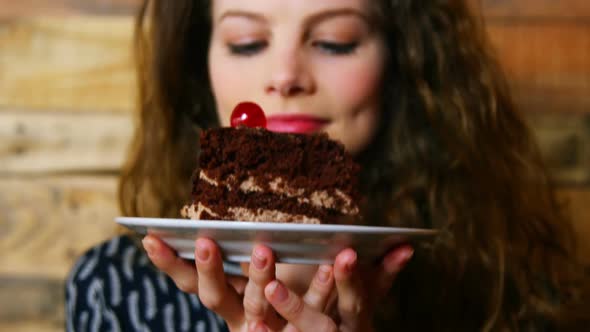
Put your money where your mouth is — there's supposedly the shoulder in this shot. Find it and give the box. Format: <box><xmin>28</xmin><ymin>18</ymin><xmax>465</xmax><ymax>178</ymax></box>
<box><xmin>66</xmin><ymin>235</ymin><xmax>146</xmax><ymax>285</ymax></box>
<box><xmin>66</xmin><ymin>235</ymin><xmax>202</xmax><ymax>307</ymax></box>
<box><xmin>65</xmin><ymin>235</ymin><xmax>227</xmax><ymax>332</ymax></box>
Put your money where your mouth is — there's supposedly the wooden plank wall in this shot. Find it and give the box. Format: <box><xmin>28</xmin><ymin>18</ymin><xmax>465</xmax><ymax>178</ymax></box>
<box><xmin>0</xmin><ymin>1</ymin><xmax>588</xmax><ymax>331</ymax></box>
<box><xmin>0</xmin><ymin>2</ymin><xmax>138</xmax><ymax>331</ymax></box>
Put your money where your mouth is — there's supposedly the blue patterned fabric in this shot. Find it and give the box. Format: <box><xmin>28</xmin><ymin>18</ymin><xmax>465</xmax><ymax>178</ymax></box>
<box><xmin>65</xmin><ymin>235</ymin><xmax>229</xmax><ymax>332</ymax></box>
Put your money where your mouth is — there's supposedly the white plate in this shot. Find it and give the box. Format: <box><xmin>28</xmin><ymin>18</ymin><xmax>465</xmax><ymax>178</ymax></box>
<box><xmin>117</xmin><ymin>217</ymin><xmax>438</xmax><ymax>265</ymax></box>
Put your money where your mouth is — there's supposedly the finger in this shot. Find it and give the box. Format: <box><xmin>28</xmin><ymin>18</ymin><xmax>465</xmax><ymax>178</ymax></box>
<box><xmin>248</xmin><ymin>321</ymin><xmax>270</xmax><ymax>332</ymax></box>
<box><xmin>302</xmin><ymin>265</ymin><xmax>334</xmax><ymax>311</ymax></box>
<box><xmin>195</xmin><ymin>238</ymin><xmax>244</xmax><ymax>327</ymax></box>
<box><xmin>142</xmin><ymin>235</ymin><xmax>199</xmax><ymax>293</ymax></box>
<box><xmin>376</xmin><ymin>245</ymin><xmax>414</xmax><ymax>295</ymax></box>
<box><xmin>333</xmin><ymin>248</ymin><xmax>363</xmax><ymax>327</ymax></box>
<box><xmin>265</xmin><ymin>280</ymin><xmax>337</xmax><ymax>332</ymax></box>
<box><xmin>244</xmin><ymin>245</ymin><xmax>284</xmax><ymax>330</ymax></box>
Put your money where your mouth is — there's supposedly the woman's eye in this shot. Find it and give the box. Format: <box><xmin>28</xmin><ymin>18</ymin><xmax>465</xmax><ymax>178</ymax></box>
<box><xmin>313</xmin><ymin>41</ymin><xmax>359</xmax><ymax>55</ymax></box>
<box><xmin>228</xmin><ymin>41</ymin><xmax>267</xmax><ymax>56</ymax></box>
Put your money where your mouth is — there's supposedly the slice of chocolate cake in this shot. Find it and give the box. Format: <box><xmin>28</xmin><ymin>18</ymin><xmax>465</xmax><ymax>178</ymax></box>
<box><xmin>181</xmin><ymin>127</ymin><xmax>361</xmax><ymax>224</ymax></box>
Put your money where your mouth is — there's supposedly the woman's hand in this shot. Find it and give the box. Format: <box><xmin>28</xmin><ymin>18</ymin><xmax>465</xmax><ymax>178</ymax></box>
<box><xmin>254</xmin><ymin>246</ymin><xmax>414</xmax><ymax>332</ymax></box>
<box><xmin>143</xmin><ymin>235</ymin><xmax>413</xmax><ymax>332</ymax></box>
<box><xmin>141</xmin><ymin>235</ymin><xmax>248</xmax><ymax>296</ymax></box>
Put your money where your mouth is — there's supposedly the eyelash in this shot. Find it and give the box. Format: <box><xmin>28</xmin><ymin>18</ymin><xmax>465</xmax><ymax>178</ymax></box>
<box><xmin>228</xmin><ymin>41</ymin><xmax>268</xmax><ymax>56</ymax></box>
<box><xmin>313</xmin><ymin>41</ymin><xmax>359</xmax><ymax>55</ymax></box>
<box><xmin>227</xmin><ymin>41</ymin><xmax>359</xmax><ymax>56</ymax></box>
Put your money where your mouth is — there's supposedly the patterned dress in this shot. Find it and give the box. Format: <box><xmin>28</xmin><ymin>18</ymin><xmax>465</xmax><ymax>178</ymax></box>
<box><xmin>65</xmin><ymin>235</ymin><xmax>229</xmax><ymax>332</ymax></box>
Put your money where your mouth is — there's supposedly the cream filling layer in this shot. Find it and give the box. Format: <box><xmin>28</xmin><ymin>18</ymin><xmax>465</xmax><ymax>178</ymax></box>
<box><xmin>182</xmin><ymin>203</ymin><xmax>320</xmax><ymax>224</ymax></box>
<box><xmin>181</xmin><ymin>202</ymin><xmax>220</xmax><ymax>219</ymax></box>
<box><xmin>199</xmin><ymin>171</ymin><xmax>358</xmax><ymax>214</ymax></box>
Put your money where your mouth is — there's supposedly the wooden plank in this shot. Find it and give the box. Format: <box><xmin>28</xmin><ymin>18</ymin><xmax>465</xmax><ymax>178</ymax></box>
<box><xmin>0</xmin><ymin>0</ymin><xmax>140</xmax><ymax>17</ymax></box>
<box><xmin>557</xmin><ymin>188</ymin><xmax>590</xmax><ymax>264</ymax></box>
<box><xmin>526</xmin><ymin>112</ymin><xmax>590</xmax><ymax>185</ymax></box>
<box><xmin>487</xmin><ymin>23</ymin><xmax>590</xmax><ymax>114</ymax></box>
<box><xmin>4</xmin><ymin>0</ymin><xmax>588</xmax><ymax>20</ymax></box>
<box><xmin>0</xmin><ymin>182</ymin><xmax>585</xmax><ymax>325</ymax></box>
<box><xmin>0</xmin><ymin>17</ymin><xmax>135</xmax><ymax>112</ymax></box>
<box><xmin>0</xmin><ymin>110</ymin><xmax>132</xmax><ymax>174</ymax></box>
<box><xmin>0</xmin><ymin>277</ymin><xmax>63</xmax><ymax>322</ymax></box>
<box><xmin>0</xmin><ymin>184</ymin><xmax>585</xmax><ymax>325</ymax></box>
<box><xmin>0</xmin><ymin>111</ymin><xmax>586</xmax><ymax>182</ymax></box>
<box><xmin>0</xmin><ymin>321</ymin><xmax>62</xmax><ymax>332</ymax></box>
<box><xmin>0</xmin><ymin>175</ymin><xmax>120</xmax><ymax>278</ymax></box>
<box><xmin>1</xmin><ymin>0</ymin><xmax>588</xmax><ymax>20</ymax></box>
<box><xmin>0</xmin><ymin>160</ymin><xmax>584</xmax><ymax>284</ymax></box>
<box><xmin>481</xmin><ymin>0</ymin><xmax>590</xmax><ymax>20</ymax></box>
<box><xmin>0</xmin><ymin>16</ymin><xmax>587</xmax><ymax>118</ymax></box>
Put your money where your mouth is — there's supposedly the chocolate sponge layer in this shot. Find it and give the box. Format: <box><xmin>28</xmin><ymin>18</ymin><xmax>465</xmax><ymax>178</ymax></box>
<box><xmin>199</xmin><ymin>127</ymin><xmax>359</xmax><ymax>198</ymax></box>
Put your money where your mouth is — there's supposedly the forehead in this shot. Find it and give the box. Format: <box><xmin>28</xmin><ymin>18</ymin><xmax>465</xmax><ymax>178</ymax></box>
<box><xmin>211</xmin><ymin>0</ymin><xmax>368</xmax><ymax>17</ymax></box>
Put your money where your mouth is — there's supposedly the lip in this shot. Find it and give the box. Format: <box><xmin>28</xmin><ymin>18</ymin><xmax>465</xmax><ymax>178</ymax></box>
<box><xmin>266</xmin><ymin>114</ymin><xmax>330</xmax><ymax>134</ymax></box>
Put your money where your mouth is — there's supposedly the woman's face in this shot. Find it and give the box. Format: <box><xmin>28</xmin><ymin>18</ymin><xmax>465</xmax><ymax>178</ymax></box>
<box><xmin>209</xmin><ymin>0</ymin><xmax>386</xmax><ymax>155</ymax></box>
<box><xmin>208</xmin><ymin>0</ymin><xmax>385</xmax><ymax>294</ymax></box>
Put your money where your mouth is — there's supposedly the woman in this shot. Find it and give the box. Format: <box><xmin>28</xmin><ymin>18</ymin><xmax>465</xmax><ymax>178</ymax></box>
<box><xmin>66</xmin><ymin>0</ymin><xmax>589</xmax><ymax>331</ymax></box>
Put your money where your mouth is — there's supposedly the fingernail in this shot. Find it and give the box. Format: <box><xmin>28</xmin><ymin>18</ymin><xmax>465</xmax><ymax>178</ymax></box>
<box><xmin>317</xmin><ymin>265</ymin><xmax>331</xmax><ymax>283</ymax></box>
<box><xmin>248</xmin><ymin>321</ymin><xmax>266</xmax><ymax>332</ymax></box>
<box><xmin>345</xmin><ymin>253</ymin><xmax>357</xmax><ymax>274</ymax></box>
<box><xmin>253</xmin><ymin>248</ymin><xmax>267</xmax><ymax>270</ymax></box>
<box><xmin>400</xmin><ymin>247</ymin><xmax>414</xmax><ymax>265</ymax></box>
<box><xmin>268</xmin><ymin>281</ymin><xmax>288</xmax><ymax>303</ymax></box>
<box><xmin>142</xmin><ymin>237</ymin><xmax>155</xmax><ymax>256</ymax></box>
<box><xmin>385</xmin><ymin>247</ymin><xmax>414</xmax><ymax>273</ymax></box>
<box><xmin>196</xmin><ymin>243</ymin><xmax>210</xmax><ymax>262</ymax></box>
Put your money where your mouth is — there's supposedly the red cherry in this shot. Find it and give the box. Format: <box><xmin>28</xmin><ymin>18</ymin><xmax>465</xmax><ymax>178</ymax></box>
<box><xmin>230</xmin><ymin>102</ymin><xmax>267</xmax><ymax>128</ymax></box>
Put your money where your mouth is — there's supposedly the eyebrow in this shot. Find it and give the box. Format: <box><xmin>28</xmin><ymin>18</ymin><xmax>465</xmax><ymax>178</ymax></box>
<box><xmin>218</xmin><ymin>10</ymin><xmax>266</xmax><ymax>23</ymax></box>
<box><xmin>305</xmin><ymin>8</ymin><xmax>369</xmax><ymax>27</ymax></box>
<box><xmin>217</xmin><ymin>8</ymin><xmax>369</xmax><ymax>26</ymax></box>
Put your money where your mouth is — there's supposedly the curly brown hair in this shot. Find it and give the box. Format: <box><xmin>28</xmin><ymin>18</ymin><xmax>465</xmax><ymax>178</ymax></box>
<box><xmin>119</xmin><ymin>0</ymin><xmax>589</xmax><ymax>330</ymax></box>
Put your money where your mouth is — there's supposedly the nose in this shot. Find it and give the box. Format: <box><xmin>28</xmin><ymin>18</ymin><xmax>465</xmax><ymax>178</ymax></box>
<box><xmin>265</xmin><ymin>48</ymin><xmax>314</xmax><ymax>97</ymax></box>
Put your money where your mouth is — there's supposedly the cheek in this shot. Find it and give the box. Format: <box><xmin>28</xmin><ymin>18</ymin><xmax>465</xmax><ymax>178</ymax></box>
<box><xmin>209</xmin><ymin>50</ymin><xmax>246</xmax><ymax>126</ymax></box>
<box><xmin>322</xmin><ymin>59</ymin><xmax>383</xmax><ymax>111</ymax></box>
<box><xmin>209</xmin><ymin>74</ymin><xmax>233</xmax><ymax>125</ymax></box>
